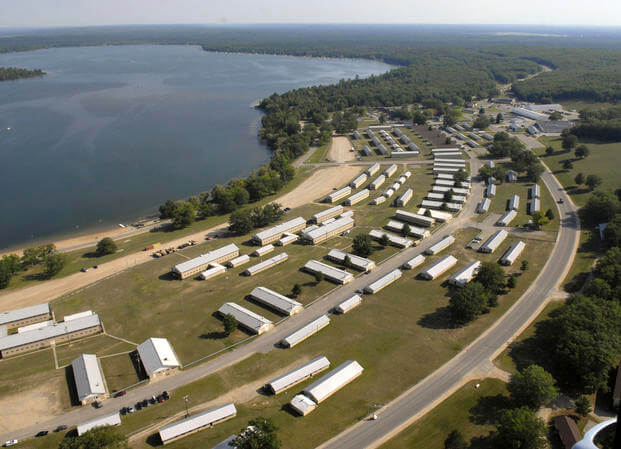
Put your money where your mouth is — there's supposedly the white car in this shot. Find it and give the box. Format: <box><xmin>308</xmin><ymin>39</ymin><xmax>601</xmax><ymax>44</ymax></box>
<box><xmin>4</xmin><ymin>440</ymin><xmax>18</xmax><ymax>447</ymax></box>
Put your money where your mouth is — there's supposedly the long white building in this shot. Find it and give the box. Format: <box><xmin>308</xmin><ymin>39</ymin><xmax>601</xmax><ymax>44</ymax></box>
<box><xmin>252</xmin><ymin>217</ymin><xmax>307</xmax><ymax>246</ymax></box>
<box><xmin>497</xmin><ymin>210</ymin><xmax>518</xmax><ymax>226</ymax></box>
<box><xmin>479</xmin><ymin>230</ymin><xmax>508</xmax><ymax>253</ymax></box>
<box><xmin>172</xmin><ymin>244</ymin><xmax>240</xmax><ymax>279</ymax></box>
<box><xmin>403</xmin><ymin>255</ymin><xmax>426</xmax><ymax>270</ymax></box>
<box><xmin>529</xmin><ymin>198</ymin><xmax>541</xmax><ymax>214</ymax></box>
<box><xmin>420</xmin><ymin>255</ymin><xmax>458</xmax><ymax>280</ymax></box>
<box><xmin>421</xmin><ymin>200</ymin><xmax>462</xmax><ymax>212</ymax></box>
<box><xmin>326</xmin><ymin>186</ymin><xmax>352</xmax><ymax>203</ymax></box>
<box><xmin>72</xmin><ymin>354</ymin><xmax>107</xmax><ymax>405</ymax></box>
<box><xmin>365</xmin><ymin>163</ymin><xmax>380</xmax><ymax>176</ymax></box>
<box><xmin>448</xmin><ymin>261</ymin><xmax>481</xmax><ymax>287</ymax></box>
<box><xmin>249</xmin><ymin>287</ymin><xmax>303</xmax><ymax>316</ymax></box>
<box><xmin>365</xmin><ymin>269</ymin><xmax>403</xmax><ymax>294</ymax></box>
<box><xmin>427</xmin><ymin>192</ymin><xmax>467</xmax><ymax>203</ymax></box>
<box><xmin>244</xmin><ymin>253</ymin><xmax>289</xmax><ymax>276</ymax></box>
<box><xmin>302</xmin><ymin>216</ymin><xmax>354</xmax><ymax>244</ymax></box>
<box><xmin>500</xmin><ymin>241</ymin><xmax>526</xmax><ymax>266</ymax></box>
<box><xmin>370</xmin><ymin>175</ymin><xmax>386</xmax><ymax>190</ymax></box>
<box><xmin>530</xmin><ymin>184</ymin><xmax>541</xmax><ymax>199</ymax></box>
<box><xmin>395</xmin><ymin>189</ymin><xmax>413</xmax><ymax>207</ymax></box>
<box><xmin>0</xmin><ymin>303</ymin><xmax>51</xmax><ymax>330</ymax></box>
<box><xmin>369</xmin><ymin>230</ymin><xmax>413</xmax><ymax>248</ymax></box>
<box><xmin>508</xmin><ymin>194</ymin><xmax>520</xmax><ymax>211</ymax></box>
<box><xmin>158</xmin><ymin>403</ymin><xmax>237</xmax><ymax>445</ymax></box>
<box><xmin>303</xmin><ymin>360</ymin><xmax>364</xmax><ymax>403</ymax></box>
<box><xmin>303</xmin><ymin>260</ymin><xmax>354</xmax><ymax>284</ymax></box>
<box><xmin>395</xmin><ymin>210</ymin><xmax>435</xmax><ymax>227</ymax></box>
<box><xmin>385</xmin><ymin>220</ymin><xmax>430</xmax><ymax>239</ymax></box>
<box><xmin>266</xmin><ymin>356</ymin><xmax>331</xmax><ymax>394</ymax></box>
<box><xmin>335</xmin><ymin>295</ymin><xmax>363</xmax><ymax>314</ymax></box>
<box><xmin>384</xmin><ymin>164</ymin><xmax>398</xmax><ymax>177</ymax></box>
<box><xmin>217</xmin><ymin>303</ymin><xmax>273</xmax><ymax>335</ymax></box>
<box><xmin>476</xmin><ymin>198</ymin><xmax>491</xmax><ymax>214</ymax></box>
<box><xmin>281</xmin><ymin>315</ymin><xmax>330</xmax><ymax>348</ymax></box>
<box><xmin>345</xmin><ymin>189</ymin><xmax>370</xmax><ymax>206</ymax></box>
<box><xmin>350</xmin><ymin>173</ymin><xmax>369</xmax><ymax>189</ymax></box>
<box><xmin>312</xmin><ymin>205</ymin><xmax>344</xmax><ymax>224</ymax></box>
<box><xmin>425</xmin><ymin>235</ymin><xmax>456</xmax><ymax>255</ymax></box>
<box><xmin>416</xmin><ymin>208</ymin><xmax>453</xmax><ymax>223</ymax></box>
<box><xmin>327</xmin><ymin>249</ymin><xmax>375</xmax><ymax>272</ymax></box>
<box><xmin>77</xmin><ymin>412</ymin><xmax>121</xmax><ymax>436</ymax></box>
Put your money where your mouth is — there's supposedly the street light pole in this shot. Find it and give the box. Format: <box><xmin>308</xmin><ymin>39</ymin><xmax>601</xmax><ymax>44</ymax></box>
<box><xmin>183</xmin><ymin>395</ymin><xmax>189</xmax><ymax>418</ymax></box>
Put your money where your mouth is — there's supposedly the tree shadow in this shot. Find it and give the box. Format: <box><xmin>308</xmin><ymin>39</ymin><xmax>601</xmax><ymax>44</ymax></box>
<box><xmin>469</xmin><ymin>394</ymin><xmax>513</xmax><ymax>425</ymax></box>
<box><xmin>146</xmin><ymin>432</ymin><xmax>163</xmax><ymax>447</ymax></box>
<box><xmin>199</xmin><ymin>331</ymin><xmax>226</xmax><ymax>340</ymax></box>
<box><xmin>469</xmin><ymin>433</ymin><xmax>497</xmax><ymax>449</ymax></box>
<box><xmin>23</xmin><ymin>272</ymin><xmax>53</xmax><ymax>282</ymax></box>
<box><xmin>417</xmin><ymin>306</ymin><xmax>454</xmax><ymax>329</ymax></box>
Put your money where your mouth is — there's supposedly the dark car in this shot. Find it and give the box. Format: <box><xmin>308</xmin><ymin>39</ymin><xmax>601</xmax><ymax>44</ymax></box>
<box><xmin>80</xmin><ymin>267</ymin><xmax>88</xmax><ymax>273</ymax></box>
<box><xmin>35</xmin><ymin>431</ymin><xmax>48</xmax><ymax>437</ymax></box>
<box><xmin>54</xmin><ymin>425</ymin><xmax>67</xmax><ymax>433</ymax></box>
<box><xmin>93</xmin><ymin>265</ymin><xmax>98</xmax><ymax>269</ymax></box>
<box><xmin>114</xmin><ymin>390</ymin><xmax>126</xmax><ymax>398</ymax></box>
<box><xmin>557</xmin><ymin>198</ymin><xmax>565</xmax><ymax>204</ymax></box>
<box><xmin>135</xmin><ymin>403</ymin><xmax>142</xmax><ymax>411</ymax></box>
<box><xmin>93</xmin><ymin>400</ymin><xmax>103</xmax><ymax>409</ymax></box>
<box><xmin>162</xmin><ymin>391</ymin><xmax>170</xmax><ymax>400</ymax></box>
<box><xmin>141</xmin><ymin>399</ymin><xmax>149</xmax><ymax>407</ymax></box>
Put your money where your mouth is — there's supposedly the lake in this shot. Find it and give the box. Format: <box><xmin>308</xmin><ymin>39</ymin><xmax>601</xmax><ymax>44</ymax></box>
<box><xmin>0</xmin><ymin>45</ymin><xmax>390</xmax><ymax>250</ymax></box>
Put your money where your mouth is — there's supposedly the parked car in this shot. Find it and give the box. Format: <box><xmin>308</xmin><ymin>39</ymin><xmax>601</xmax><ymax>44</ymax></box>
<box><xmin>141</xmin><ymin>399</ymin><xmax>149</xmax><ymax>408</ymax></box>
<box><xmin>92</xmin><ymin>265</ymin><xmax>98</xmax><ymax>269</ymax></box>
<box><xmin>162</xmin><ymin>391</ymin><xmax>170</xmax><ymax>400</ymax></box>
<box><xmin>54</xmin><ymin>425</ymin><xmax>67</xmax><ymax>433</ymax></box>
<box><xmin>114</xmin><ymin>390</ymin><xmax>126</xmax><ymax>398</ymax></box>
<box><xmin>93</xmin><ymin>401</ymin><xmax>103</xmax><ymax>409</ymax></box>
<box><xmin>127</xmin><ymin>406</ymin><xmax>135</xmax><ymax>414</ymax></box>
<box><xmin>35</xmin><ymin>431</ymin><xmax>48</xmax><ymax>437</ymax></box>
<box><xmin>3</xmin><ymin>440</ymin><xmax>18</xmax><ymax>447</ymax></box>
<box><xmin>80</xmin><ymin>267</ymin><xmax>88</xmax><ymax>273</ymax></box>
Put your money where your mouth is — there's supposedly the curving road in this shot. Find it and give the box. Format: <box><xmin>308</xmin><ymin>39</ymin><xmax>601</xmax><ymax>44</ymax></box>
<box><xmin>317</xmin><ymin>165</ymin><xmax>580</xmax><ymax>449</ymax></box>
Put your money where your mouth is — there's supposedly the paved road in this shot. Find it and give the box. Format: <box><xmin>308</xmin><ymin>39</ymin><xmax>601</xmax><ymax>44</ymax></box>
<box><xmin>317</xmin><ymin>167</ymin><xmax>579</xmax><ymax>449</ymax></box>
<box><xmin>0</xmin><ymin>161</ymin><xmax>483</xmax><ymax>443</ymax></box>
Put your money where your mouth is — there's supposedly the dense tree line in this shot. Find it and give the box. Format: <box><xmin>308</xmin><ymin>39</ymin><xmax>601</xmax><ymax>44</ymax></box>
<box><xmin>0</xmin><ymin>243</ymin><xmax>68</xmax><ymax>289</ymax></box>
<box><xmin>485</xmin><ymin>132</ymin><xmax>544</xmax><ymax>181</ymax></box>
<box><xmin>0</xmin><ymin>66</ymin><xmax>44</xmax><ymax>81</ymax></box>
<box><xmin>228</xmin><ymin>203</ymin><xmax>285</xmax><ymax>235</ymax></box>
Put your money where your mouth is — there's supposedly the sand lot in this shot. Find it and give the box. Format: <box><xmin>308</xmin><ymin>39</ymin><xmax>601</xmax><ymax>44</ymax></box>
<box><xmin>327</xmin><ymin>136</ymin><xmax>355</xmax><ymax>163</ymax></box>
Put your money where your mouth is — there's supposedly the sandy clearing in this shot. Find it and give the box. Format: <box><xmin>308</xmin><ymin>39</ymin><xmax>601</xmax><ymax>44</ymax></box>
<box><xmin>327</xmin><ymin>136</ymin><xmax>355</xmax><ymax>163</ymax></box>
<box><xmin>0</xmin><ymin>377</ymin><xmax>67</xmax><ymax>433</ymax></box>
<box><xmin>277</xmin><ymin>165</ymin><xmax>362</xmax><ymax>208</ymax></box>
<box><xmin>0</xmin><ymin>165</ymin><xmax>362</xmax><ymax>311</ymax></box>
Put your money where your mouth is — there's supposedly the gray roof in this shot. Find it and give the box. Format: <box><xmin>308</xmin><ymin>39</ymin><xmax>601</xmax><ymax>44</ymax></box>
<box><xmin>159</xmin><ymin>403</ymin><xmax>237</xmax><ymax>443</ymax></box>
<box><xmin>0</xmin><ymin>303</ymin><xmax>50</xmax><ymax>326</ymax></box>
<box><xmin>172</xmin><ymin>244</ymin><xmax>239</xmax><ymax>275</ymax></box>
<box><xmin>0</xmin><ymin>314</ymin><xmax>100</xmax><ymax>351</ymax></box>
<box><xmin>137</xmin><ymin>337</ymin><xmax>180</xmax><ymax>375</ymax></box>
<box><xmin>72</xmin><ymin>354</ymin><xmax>106</xmax><ymax>401</ymax></box>
<box><xmin>77</xmin><ymin>412</ymin><xmax>120</xmax><ymax>436</ymax></box>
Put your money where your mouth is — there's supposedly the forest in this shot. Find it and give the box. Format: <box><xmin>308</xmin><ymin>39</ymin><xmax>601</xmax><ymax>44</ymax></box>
<box><xmin>0</xmin><ymin>66</ymin><xmax>44</xmax><ymax>81</ymax></box>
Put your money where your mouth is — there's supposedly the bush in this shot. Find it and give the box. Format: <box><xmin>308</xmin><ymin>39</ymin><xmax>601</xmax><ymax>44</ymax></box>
<box><xmin>222</xmin><ymin>314</ymin><xmax>237</xmax><ymax>337</ymax></box>
<box><xmin>96</xmin><ymin>237</ymin><xmax>117</xmax><ymax>256</ymax></box>
<box><xmin>508</xmin><ymin>365</ymin><xmax>558</xmax><ymax>409</ymax></box>
<box><xmin>353</xmin><ymin>234</ymin><xmax>373</xmax><ymax>257</ymax></box>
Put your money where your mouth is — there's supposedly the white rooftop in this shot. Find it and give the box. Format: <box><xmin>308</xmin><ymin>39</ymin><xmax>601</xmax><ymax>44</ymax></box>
<box><xmin>253</xmin><ymin>217</ymin><xmax>306</xmax><ymax>242</ymax></box>
<box><xmin>159</xmin><ymin>403</ymin><xmax>237</xmax><ymax>443</ymax></box>
<box><xmin>0</xmin><ymin>303</ymin><xmax>50</xmax><ymax>326</ymax></box>
<box><xmin>172</xmin><ymin>244</ymin><xmax>239</xmax><ymax>275</ymax></box>
<box><xmin>77</xmin><ymin>412</ymin><xmax>121</xmax><ymax>436</ymax></box>
<box><xmin>137</xmin><ymin>337</ymin><xmax>180</xmax><ymax>375</ymax></box>
<box><xmin>72</xmin><ymin>354</ymin><xmax>106</xmax><ymax>401</ymax></box>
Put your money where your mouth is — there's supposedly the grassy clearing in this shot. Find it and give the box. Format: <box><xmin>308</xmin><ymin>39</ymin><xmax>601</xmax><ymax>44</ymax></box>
<box><xmin>306</xmin><ymin>140</ymin><xmax>331</xmax><ymax>164</ymax></box>
<box><xmin>0</xmin><ymin>349</ymin><xmax>56</xmax><ymax>396</ymax></box>
<box><xmin>535</xmin><ymin>136</ymin><xmax>621</xmax><ymax>207</ymax></box>
<box><xmin>563</xmin><ymin>229</ymin><xmax>600</xmax><ymax>292</ymax></box>
<box><xmin>100</xmin><ymin>353</ymin><xmax>142</xmax><ymax>393</ymax></box>
<box><xmin>2</xmin><ymin>166</ymin><xmax>318</xmax><ymax>292</ymax></box>
<box><xmin>380</xmin><ymin>379</ymin><xmax>509</xmax><ymax>449</ymax></box>
<box><xmin>494</xmin><ymin>301</ymin><xmax>564</xmax><ymax>374</ymax></box>
<box><xmin>54</xmin><ymin>334</ymin><xmax>136</xmax><ymax>367</ymax></box>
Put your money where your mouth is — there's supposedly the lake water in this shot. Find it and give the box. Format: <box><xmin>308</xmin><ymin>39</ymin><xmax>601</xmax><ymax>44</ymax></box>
<box><xmin>0</xmin><ymin>45</ymin><xmax>389</xmax><ymax>250</ymax></box>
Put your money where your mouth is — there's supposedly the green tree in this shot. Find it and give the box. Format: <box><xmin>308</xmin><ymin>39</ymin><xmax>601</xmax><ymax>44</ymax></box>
<box><xmin>402</xmin><ymin>224</ymin><xmax>411</xmax><ymax>237</ymax></box>
<box><xmin>549</xmin><ymin>111</ymin><xmax>562</xmax><ymax>121</ymax></box>
<box><xmin>171</xmin><ymin>202</ymin><xmax>196</xmax><ymax>228</ymax></box>
<box><xmin>412</xmin><ymin>110</ymin><xmax>428</xmax><ymax>125</ymax></box>
<box><xmin>508</xmin><ymin>365</ymin><xmax>558</xmax><ymax>409</ymax></box>
<box><xmin>602</xmin><ymin>217</ymin><xmax>621</xmax><ymax>248</ymax></box>
<box><xmin>231</xmin><ymin>417</ymin><xmax>281</xmax><ymax>449</ymax></box>
<box><xmin>584</xmin><ymin>278</ymin><xmax>612</xmax><ymax>301</ymax></box>
<box><xmin>530</xmin><ymin>211</ymin><xmax>550</xmax><ymax>229</ymax></box>
<box><xmin>575</xmin><ymin>396</ymin><xmax>592</xmax><ymax>417</ymax></box>
<box><xmin>343</xmin><ymin>255</ymin><xmax>352</xmax><ymax>268</ymax></box>
<box><xmin>545</xmin><ymin>208</ymin><xmax>555</xmax><ymax>221</ymax></box>
<box><xmin>574</xmin><ymin>172</ymin><xmax>585</xmax><ymax>185</ymax></box>
<box><xmin>525</xmin><ymin>162</ymin><xmax>545</xmax><ymax>181</ymax></box>
<box><xmin>291</xmin><ymin>283</ymin><xmax>302</xmax><ymax>297</ymax></box>
<box><xmin>454</xmin><ymin>169</ymin><xmax>468</xmax><ymax>185</ymax></box>
<box><xmin>21</xmin><ymin>243</ymin><xmax>55</xmax><ymax>268</ymax></box>
<box><xmin>222</xmin><ymin>314</ymin><xmax>237</xmax><ymax>337</ymax></box>
<box><xmin>59</xmin><ymin>426</ymin><xmax>128</xmax><ymax>449</ymax></box>
<box><xmin>579</xmin><ymin>191</ymin><xmax>619</xmax><ymax>226</ymax></box>
<box><xmin>44</xmin><ymin>253</ymin><xmax>67</xmax><ymax>277</ymax></box>
<box><xmin>521</xmin><ymin>260</ymin><xmax>529</xmax><ymax>271</ymax></box>
<box><xmin>507</xmin><ymin>275</ymin><xmax>517</xmax><ymax>289</ymax></box>
<box><xmin>562</xmin><ymin>134</ymin><xmax>578</xmax><ymax>151</ymax></box>
<box><xmin>562</xmin><ymin>160</ymin><xmax>573</xmax><ymax>170</ymax></box>
<box><xmin>474</xmin><ymin>262</ymin><xmax>506</xmax><ymax>294</ymax></box>
<box><xmin>228</xmin><ymin>210</ymin><xmax>254</xmax><ymax>235</ymax></box>
<box><xmin>449</xmin><ymin>282</ymin><xmax>489</xmax><ymax>325</ymax></box>
<box><xmin>353</xmin><ymin>234</ymin><xmax>374</xmax><ymax>257</ymax></box>
<box><xmin>496</xmin><ymin>112</ymin><xmax>503</xmax><ymax>124</ymax></box>
<box><xmin>96</xmin><ymin>237</ymin><xmax>117</xmax><ymax>256</ymax></box>
<box><xmin>158</xmin><ymin>199</ymin><xmax>178</xmax><ymax>219</ymax></box>
<box><xmin>585</xmin><ymin>174</ymin><xmax>602</xmax><ymax>191</ymax></box>
<box><xmin>473</xmin><ymin>115</ymin><xmax>490</xmax><ymax>129</ymax></box>
<box><xmin>495</xmin><ymin>407</ymin><xmax>546</xmax><ymax>449</ymax></box>
<box><xmin>379</xmin><ymin>233</ymin><xmax>390</xmax><ymax>246</ymax></box>
<box><xmin>575</xmin><ymin>144</ymin><xmax>590</xmax><ymax>159</ymax></box>
<box><xmin>424</xmin><ymin>209</ymin><xmax>432</xmax><ymax>217</ymax></box>
<box><xmin>445</xmin><ymin>137</ymin><xmax>452</xmax><ymax>145</ymax></box>
<box><xmin>545</xmin><ymin>146</ymin><xmax>554</xmax><ymax>156</ymax></box>
<box><xmin>314</xmin><ymin>271</ymin><xmax>324</xmax><ymax>283</ymax></box>
<box><xmin>443</xmin><ymin>189</ymin><xmax>454</xmax><ymax>203</ymax></box>
<box><xmin>0</xmin><ymin>261</ymin><xmax>12</xmax><ymax>289</ymax></box>
<box><xmin>444</xmin><ymin>429</ymin><xmax>468</xmax><ymax>449</ymax></box>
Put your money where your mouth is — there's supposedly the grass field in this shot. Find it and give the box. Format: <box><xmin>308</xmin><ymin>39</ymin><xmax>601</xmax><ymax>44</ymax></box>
<box><xmin>306</xmin><ymin>140</ymin><xmax>331</xmax><ymax>164</ymax></box>
<box><xmin>535</xmin><ymin>136</ymin><xmax>621</xmax><ymax>207</ymax></box>
<box><xmin>11</xmin><ymin>163</ymin><xmax>560</xmax><ymax>449</ymax></box>
<box><xmin>380</xmin><ymin>379</ymin><xmax>509</xmax><ymax>449</ymax></box>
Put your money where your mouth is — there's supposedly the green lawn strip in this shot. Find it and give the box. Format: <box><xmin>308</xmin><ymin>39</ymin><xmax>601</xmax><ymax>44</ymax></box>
<box><xmin>0</xmin><ymin>349</ymin><xmax>56</xmax><ymax>396</ymax></box>
<box><xmin>54</xmin><ymin>334</ymin><xmax>136</xmax><ymax>367</ymax></box>
<box><xmin>306</xmin><ymin>140</ymin><xmax>331</xmax><ymax>163</ymax></box>
<box><xmin>494</xmin><ymin>301</ymin><xmax>564</xmax><ymax>375</ymax></box>
<box><xmin>121</xmin><ymin>227</ymin><xmax>554</xmax><ymax>449</ymax></box>
<box><xmin>535</xmin><ymin>136</ymin><xmax>621</xmax><ymax>207</ymax></box>
<box><xmin>100</xmin><ymin>353</ymin><xmax>142</xmax><ymax>394</ymax></box>
<box><xmin>379</xmin><ymin>379</ymin><xmax>509</xmax><ymax>449</ymax></box>
<box><xmin>476</xmin><ymin>172</ymin><xmax>558</xmax><ymax>231</ymax></box>
<box><xmin>3</xmin><ymin>166</ymin><xmax>318</xmax><ymax>292</ymax></box>
<box><xmin>562</xmin><ymin>228</ymin><xmax>601</xmax><ymax>292</ymax></box>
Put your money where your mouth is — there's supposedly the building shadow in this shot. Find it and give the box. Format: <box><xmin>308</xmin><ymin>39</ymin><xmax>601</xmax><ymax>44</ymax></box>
<box><xmin>64</xmin><ymin>366</ymin><xmax>80</xmax><ymax>406</ymax></box>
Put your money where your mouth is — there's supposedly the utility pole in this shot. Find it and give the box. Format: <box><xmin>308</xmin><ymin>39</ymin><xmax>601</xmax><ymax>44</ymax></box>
<box><xmin>183</xmin><ymin>395</ymin><xmax>189</xmax><ymax>418</ymax></box>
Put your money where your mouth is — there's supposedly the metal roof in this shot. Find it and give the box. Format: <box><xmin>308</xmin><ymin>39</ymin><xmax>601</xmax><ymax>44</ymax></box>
<box><xmin>211</xmin><ymin>435</ymin><xmax>237</xmax><ymax>449</ymax></box>
<box><xmin>385</xmin><ymin>220</ymin><xmax>430</xmax><ymax>238</ymax></box>
<box><xmin>252</xmin><ymin>217</ymin><xmax>306</xmax><ymax>243</ymax></box>
<box><xmin>172</xmin><ymin>244</ymin><xmax>239</xmax><ymax>275</ymax></box>
<box><xmin>227</xmin><ymin>254</ymin><xmax>250</xmax><ymax>267</ymax></box>
<box><xmin>416</xmin><ymin>208</ymin><xmax>453</xmax><ymax>223</ymax></box>
<box><xmin>77</xmin><ymin>412</ymin><xmax>121</xmax><ymax>436</ymax></box>
<box><xmin>244</xmin><ymin>253</ymin><xmax>289</xmax><ymax>275</ymax></box>
<box><xmin>369</xmin><ymin>229</ymin><xmax>413</xmax><ymax>247</ymax></box>
<box><xmin>159</xmin><ymin>403</ymin><xmax>237</xmax><ymax>443</ymax></box>
<box><xmin>64</xmin><ymin>310</ymin><xmax>93</xmax><ymax>322</ymax></box>
<box><xmin>72</xmin><ymin>354</ymin><xmax>106</xmax><ymax>401</ymax></box>
<box><xmin>530</xmin><ymin>184</ymin><xmax>541</xmax><ymax>198</ymax></box>
<box><xmin>403</xmin><ymin>255</ymin><xmax>426</xmax><ymax>270</ymax></box>
<box><xmin>509</xmin><ymin>194</ymin><xmax>520</xmax><ymax>210</ymax></box>
<box><xmin>529</xmin><ymin>198</ymin><xmax>540</xmax><ymax>213</ymax></box>
<box><xmin>290</xmin><ymin>394</ymin><xmax>317</xmax><ymax>415</ymax></box>
<box><xmin>336</xmin><ymin>295</ymin><xmax>363</xmax><ymax>314</ymax></box>
<box><xmin>479</xmin><ymin>230</ymin><xmax>508</xmax><ymax>253</ymax></box>
<box><xmin>396</xmin><ymin>189</ymin><xmax>413</xmax><ymax>206</ymax></box>
<box><xmin>282</xmin><ymin>315</ymin><xmax>330</xmax><ymax>348</ymax></box>
<box><xmin>17</xmin><ymin>320</ymin><xmax>53</xmax><ymax>333</ymax></box>
<box><xmin>137</xmin><ymin>337</ymin><xmax>180</xmax><ymax>375</ymax></box>
<box><xmin>345</xmin><ymin>189</ymin><xmax>370</xmax><ymax>205</ymax></box>
<box><xmin>249</xmin><ymin>287</ymin><xmax>303</xmax><ymax>316</ymax></box>
<box><xmin>253</xmin><ymin>244</ymin><xmax>274</xmax><ymax>256</ymax></box>
<box><xmin>365</xmin><ymin>269</ymin><xmax>402</xmax><ymax>294</ymax></box>
<box><xmin>500</xmin><ymin>241</ymin><xmax>526</xmax><ymax>265</ymax></box>
<box><xmin>350</xmin><ymin>173</ymin><xmax>368</xmax><ymax>187</ymax></box>
<box><xmin>327</xmin><ymin>186</ymin><xmax>352</xmax><ymax>201</ymax></box>
<box><xmin>421</xmin><ymin>255</ymin><xmax>458</xmax><ymax>280</ymax></box>
<box><xmin>267</xmin><ymin>356</ymin><xmax>330</xmax><ymax>394</ymax></box>
<box><xmin>303</xmin><ymin>360</ymin><xmax>364</xmax><ymax>403</ymax></box>
<box><xmin>426</xmin><ymin>235</ymin><xmax>456</xmax><ymax>255</ymax></box>
<box><xmin>302</xmin><ymin>217</ymin><xmax>354</xmax><ymax>241</ymax></box>
<box><xmin>384</xmin><ymin>164</ymin><xmax>398</xmax><ymax>177</ymax></box>
<box><xmin>303</xmin><ymin>260</ymin><xmax>354</xmax><ymax>284</ymax></box>
<box><xmin>395</xmin><ymin>210</ymin><xmax>435</xmax><ymax>227</ymax></box>
<box><xmin>0</xmin><ymin>303</ymin><xmax>50</xmax><ymax>326</ymax></box>
<box><xmin>476</xmin><ymin>198</ymin><xmax>491</xmax><ymax>214</ymax></box>
<box><xmin>449</xmin><ymin>261</ymin><xmax>481</xmax><ymax>287</ymax></box>
<box><xmin>365</xmin><ymin>163</ymin><xmax>380</xmax><ymax>176</ymax></box>
<box><xmin>0</xmin><ymin>314</ymin><xmax>101</xmax><ymax>351</ymax></box>
<box><xmin>427</xmin><ymin>192</ymin><xmax>466</xmax><ymax>203</ymax></box>
<box><xmin>497</xmin><ymin>210</ymin><xmax>518</xmax><ymax>226</ymax></box>
<box><xmin>370</xmin><ymin>175</ymin><xmax>386</xmax><ymax>189</ymax></box>
<box><xmin>217</xmin><ymin>303</ymin><xmax>272</xmax><ymax>334</ymax></box>
<box><xmin>327</xmin><ymin>249</ymin><xmax>375</xmax><ymax>272</ymax></box>
<box><xmin>312</xmin><ymin>205</ymin><xmax>343</xmax><ymax>222</ymax></box>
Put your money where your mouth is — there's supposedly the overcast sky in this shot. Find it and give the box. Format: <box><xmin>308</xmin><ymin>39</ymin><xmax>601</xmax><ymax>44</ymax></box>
<box><xmin>2</xmin><ymin>0</ymin><xmax>620</xmax><ymax>28</ymax></box>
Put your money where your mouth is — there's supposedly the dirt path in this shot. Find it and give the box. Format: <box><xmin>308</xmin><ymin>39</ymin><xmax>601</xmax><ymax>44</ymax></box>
<box><xmin>327</xmin><ymin>136</ymin><xmax>355</xmax><ymax>163</ymax></box>
<box><xmin>0</xmin><ymin>165</ymin><xmax>362</xmax><ymax>311</ymax></box>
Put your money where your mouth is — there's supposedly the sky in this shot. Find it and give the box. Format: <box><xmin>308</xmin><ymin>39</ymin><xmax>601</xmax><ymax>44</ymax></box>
<box><xmin>1</xmin><ymin>0</ymin><xmax>621</xmax><ymax>28</ymax></box>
